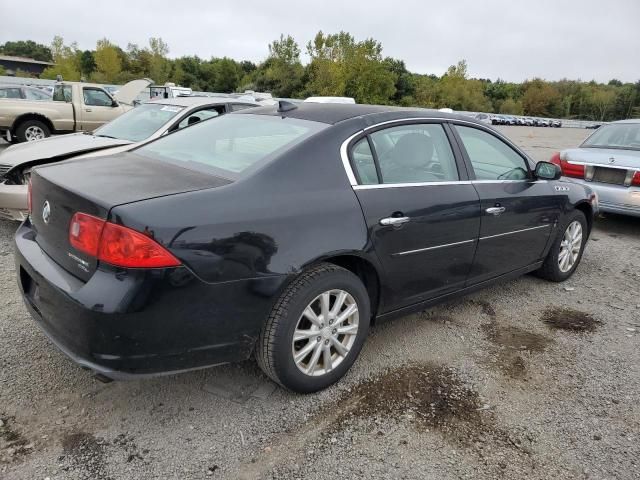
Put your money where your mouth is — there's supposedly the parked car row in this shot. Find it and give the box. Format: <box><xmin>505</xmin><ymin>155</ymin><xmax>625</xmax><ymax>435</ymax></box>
<box><xmin>483</xmin><ymin>114</ymin><xmax>562</xmax><ymax>128</ymax></box>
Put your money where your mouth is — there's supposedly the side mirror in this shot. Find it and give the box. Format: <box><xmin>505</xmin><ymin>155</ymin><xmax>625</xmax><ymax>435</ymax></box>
<box><xmin>111</xmin><ymin>100</ymin><xmax>119</xmax><ymax>107</ymax></box>
<box><xmin>535</xmin><ymin>161</ymin><xmax>561</xmax><ymax>180</ymax></box>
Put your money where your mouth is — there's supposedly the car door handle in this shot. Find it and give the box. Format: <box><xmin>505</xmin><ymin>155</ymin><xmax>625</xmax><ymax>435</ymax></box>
<box><xmin>486</xmin><ymin>207</ymin><xmax>506</xmax><ymax>215</ymax></box>
<box><xmin>85</xmin><ymin>108</ymin><xmax>92</xmax><ymax>112</ymax></box>
<box><xmin>380</xmin><ymin>216</ymin><xmax>410</xmax><ymax>226</ymax></box>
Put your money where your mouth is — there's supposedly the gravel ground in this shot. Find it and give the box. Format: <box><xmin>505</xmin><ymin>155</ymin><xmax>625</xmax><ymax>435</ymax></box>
<box><xmin>1</xmin><ymin>127</ymin><xmax>639</xmax><ymax>480</ymax></box>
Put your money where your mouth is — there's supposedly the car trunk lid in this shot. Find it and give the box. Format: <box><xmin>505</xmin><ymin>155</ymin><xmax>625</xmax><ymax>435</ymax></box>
<box><xmin>30</xmin><ymin>152</ymin><xmax>232</xmax><ymax>281</ymax></box>
<box><xmin>563</xmin><ymin>147</ymin><xmax>640</xmax><ymax>186</ymax></box>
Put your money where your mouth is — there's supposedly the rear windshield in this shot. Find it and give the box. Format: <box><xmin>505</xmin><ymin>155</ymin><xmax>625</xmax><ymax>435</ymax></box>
<box><xmin>135</xmin><ymin>114</ymin><xmax>327</xmax><ymax>178</ymax></box>
<box><xmin>582</xmin><ymin>123</ymin><xmax>640</xmax><ymax>150</ymax></box>
<box><xmin>94</xmin><ymin>103</ymin><xmax>184</xmax><ymax>142</ymax></box>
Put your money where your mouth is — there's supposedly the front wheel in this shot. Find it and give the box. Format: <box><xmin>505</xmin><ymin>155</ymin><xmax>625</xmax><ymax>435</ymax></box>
<box><xmin>256</xmin><ymin>263</ymin><xmax>370</xmax><ymax>393</ymax></box>
<box><xmin>536</xmin><ymin>210</ymin><xmax>588</xmax><ymax>282</ymax></box>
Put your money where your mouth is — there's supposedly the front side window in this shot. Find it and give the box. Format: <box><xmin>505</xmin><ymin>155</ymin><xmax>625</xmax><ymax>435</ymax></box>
<box><xmin>136</xmin><ymin>114</ymin><xmax>327</xmax><ymax>178</ymax></box>
<box><xmin>368</xmin><ymin>123</ymin><xmax>459</xmax><ymax>184</ymax></box>
<box><xmin>0</xmin><ymin>88</ymin><xmax>23</xmax><ymax>99</ymax></box>
<box><xmin>581</xmin><ymin>123</ymin><xmax>640</xmax><ymax>150</ymax></box>
<box><xmin>94</xmin><ymin>103</ymin><xmax>185</xmax><ymax>142</ymax></box>
<box><xmin>83</xmin><ymin>88</ymin><xmax>113</xmax><ymax>107</ymax></box>
<box><xmin>454</xmin><ymin>125</ymin><xmax>529</xmax><ymax>180</ymax></box>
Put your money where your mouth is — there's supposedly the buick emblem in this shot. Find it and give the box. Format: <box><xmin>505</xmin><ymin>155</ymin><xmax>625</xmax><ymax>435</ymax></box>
<box><xmin>608</xmin><ymin>157</ymin><xmax>615</xmax><ymax>164</ymax></box>
<box><xmin>42</xmin><ymin>201</ymin><xmax>51</xmax><ymax>224</ymax></box>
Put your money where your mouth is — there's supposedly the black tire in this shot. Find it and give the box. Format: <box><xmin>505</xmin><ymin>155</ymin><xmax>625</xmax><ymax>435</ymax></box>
<box><xmin>256</xmin><ymin>263</ymin><xmax>371</xmax><ymax>393</ymax></box>
<box><xmin>15</xmin><ymin>119</ymin><xmax>50</xmax><ymax>143</ymax></box>
<box><xmin>536</xmin><ymin>210</ymin><xmax>588</xmax><ymax>282</ymax></box>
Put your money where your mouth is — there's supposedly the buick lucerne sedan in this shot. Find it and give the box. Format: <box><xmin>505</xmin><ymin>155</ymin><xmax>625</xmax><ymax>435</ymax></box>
<box><xmin>15</xmin><ymin>103</ymin><xmax>597</xmax><ymax>393</ymax></box>
<box><xmin>551</xmin><ymin>119</ymin><xmax>640</xmax><ymax>217</ymax></box>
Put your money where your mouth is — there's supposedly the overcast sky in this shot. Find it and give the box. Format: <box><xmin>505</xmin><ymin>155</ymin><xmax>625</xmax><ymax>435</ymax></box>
<box><xmin>1</xmin><ymin>0</ymin><xmax>638</xmax><ymax>83</ymax></box>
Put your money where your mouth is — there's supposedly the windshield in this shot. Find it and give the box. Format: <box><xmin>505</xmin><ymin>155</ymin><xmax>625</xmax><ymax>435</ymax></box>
<box><xmin>94</xmin><ymin>103</ymin><xmax>184</xmax><ymax>142</ymax></box>
<box><xmin>136</xmin><ymin>114</ymin><xmax>327</xmax><ymax>178</ymax></box>
<box><xmin>582</xmin><ymin>123</ymin><xmax>640</xmax><ymax>150</ymax></box>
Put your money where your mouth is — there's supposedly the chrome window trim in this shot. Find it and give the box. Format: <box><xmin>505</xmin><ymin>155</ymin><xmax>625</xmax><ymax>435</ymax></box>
<box><xmin>354</xmin><ymin>181</ymin><xmax>472</xmax><ymax>190</ymax></box>
<box><xmin>353</xmin><ymin>179</ymin><xmax>547</xmax><ymax>190</ymax></box>
<box><xmin>392</xmin><ymin>239</ymin><xmax>476</xmax><ymax>257</ymax></box>
<box><xmin>340</xmin><ymin>130</ymin><xmax>364</xmax><ymax>185</ymax></box>
<box><xmin>479</xmin><ymin>224</ymin><xmax>550</xmax><ymax>241</ymax></box>
<box><xmin>339</xmin><ymin>117</ymin><xmax>535</xmax><ymax>187</ymax></box>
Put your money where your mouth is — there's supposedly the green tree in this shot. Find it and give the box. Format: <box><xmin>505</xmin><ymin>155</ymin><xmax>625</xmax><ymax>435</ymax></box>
<box><xmin>79</xmin><ymin>50</ymin><xmax>96</xmax><ymax>77</ymax></box>
<box><xmin>522</xmin><ymin>79</ymin><xmax>561</xmax><ymax>116</ymax></box>
<box><xmin>0</xmin><ymin>40</ymin><xmax>53</xmax><ymax>62</ymax></box>
<box><xmin>499</xmin><ymin>98</ymin><xmax>524</xmax><ymax>115</ymax></box>
<box><xmin>40</xmin><ymin>36</ymin><xmax>81</xmax><ymax>81</ymax></box>
<box><xmin>0</xmin><ymin>65</ymin><xmax>6</xmax><ymax>76</ymax></box>
<box><xmin>252</xmin><ymin>34</ymin><xmax>305</xmax><ymax>97</ymax></box>
<box><xmin>92</xmin><ymin>38</ymin><xmax>122</xmax><ymax>83</ymax></box>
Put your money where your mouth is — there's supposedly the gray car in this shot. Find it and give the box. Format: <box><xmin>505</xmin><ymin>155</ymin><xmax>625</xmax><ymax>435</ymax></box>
<box><xmin>0</xmin><ymin>96</ymin><xmax>258</xmax><ymax>221</ymax></box>
<box><xmin>552</xmin><ymin>119</ymin><xmax>640</xmax><ymax>217</ymax></box>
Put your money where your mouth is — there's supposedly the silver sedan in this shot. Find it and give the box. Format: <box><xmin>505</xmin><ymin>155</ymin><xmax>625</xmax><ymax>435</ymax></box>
<box><xmin>551</xmin><ymin>119</ymin><xmax>640</xmax><ymax>217</ymax></box>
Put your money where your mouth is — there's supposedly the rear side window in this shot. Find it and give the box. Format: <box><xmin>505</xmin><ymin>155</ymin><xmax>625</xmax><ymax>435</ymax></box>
<box><xmin>367</xmin><ymin>124</ymin><xmax>459</xmax><ymax>184</ymax></box>
<box><xmin>53</xmin><ymin>84</ymin><xmax>72</xmax><ymax>102</ymax></box>
<box><xmin>454</xmin><ymin>125</ymin><xmax>529</xmax><ymax>180</ymax></box>
<box><xmin>136</xmin><ymin>114</ymin><xmax>327</xmax><ymax>178</ymax></box>
<box><xmin>24</xmin><ymin>88</ymin><xmax>51</xmax><ymax>100</ymax></box>
<box><xmin>0</xmin><ymin>88</ymin><xmax>23</xmax><ymax>99</ymax></box>
<box><xmin>351</xmin><ymin>138</ymin><xmax>378</xmax><ymax>185</ymax></box>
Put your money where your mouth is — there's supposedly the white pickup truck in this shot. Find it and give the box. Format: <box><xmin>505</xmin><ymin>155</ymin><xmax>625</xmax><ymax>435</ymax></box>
<box><xmin>0</xmin><ymin>78</ymin><xmax>152</xmax><ymax>143</ymax></box>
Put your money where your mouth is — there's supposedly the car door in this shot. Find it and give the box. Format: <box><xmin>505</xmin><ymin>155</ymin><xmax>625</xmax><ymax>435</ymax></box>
<box><xmin>77</xmin><ymin>87</ymin><xmax>121</xmax><ymax>131</ymax></box>
<box><xmin>349</xmin><ymin>121</ymin><xmax>481</xmax><ymax>312</ymax></box>
<box><xmin>451</xmin><ymin>123</ymin><xmax>560</xmax><ymax>283</ymax></box>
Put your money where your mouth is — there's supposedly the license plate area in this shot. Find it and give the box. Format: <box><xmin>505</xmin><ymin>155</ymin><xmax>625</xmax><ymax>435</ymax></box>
<box><xmin>592</xmin><ymin>167</ymin><xmax>627</xmax><ymax>185</ymax></box>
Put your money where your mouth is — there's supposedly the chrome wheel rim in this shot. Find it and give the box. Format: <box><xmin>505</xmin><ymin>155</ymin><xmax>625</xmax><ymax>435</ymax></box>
<box><xmin>292</xmin><ymin>289</ymin><xmax>359</xmax><ymax>376</ymax></box>
<box><xmin>25</xmin><ymin>125</ymin><xmax>45</xmax><ymax>141</ymax></box>
<box><xmin>558</xmin><ymin>220</ymin><xmax>582</xmax><ymax>273</ymax></box>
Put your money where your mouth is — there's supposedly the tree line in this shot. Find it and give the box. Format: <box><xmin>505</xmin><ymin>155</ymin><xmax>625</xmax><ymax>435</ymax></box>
<box><xmin>1</xmin><ymin>35</ymin><xmax>639</xmax><ymax>121</ymax></box>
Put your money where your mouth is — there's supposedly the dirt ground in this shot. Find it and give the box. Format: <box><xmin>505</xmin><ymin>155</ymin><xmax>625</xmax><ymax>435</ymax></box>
<box><xmin>1</xmin><ymin>126</ymin><xmax>639</xmax><ymax>480</ymax></box>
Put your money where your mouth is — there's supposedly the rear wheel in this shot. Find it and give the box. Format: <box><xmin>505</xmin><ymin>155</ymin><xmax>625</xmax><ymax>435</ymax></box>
<box><xmin>536</xmin><ymin>210</ymin><xmax>587</xmax><ymax>282</ymax></box>
<box><xmin>15</xmin><ymin>120</ymin><xmax>50</xmax><ymax>143</ymax></box>
<box><xmin>257</xmin><ymin>263</ymin><xmax>370</xmax><ymax>393</ymax></box>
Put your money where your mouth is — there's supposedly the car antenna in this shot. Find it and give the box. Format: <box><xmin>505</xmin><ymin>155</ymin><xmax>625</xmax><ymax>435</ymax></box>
<box><xmin>277</xmin><ymin>100</ymin><xmax>298</xmax><ymax>113</ymax></box>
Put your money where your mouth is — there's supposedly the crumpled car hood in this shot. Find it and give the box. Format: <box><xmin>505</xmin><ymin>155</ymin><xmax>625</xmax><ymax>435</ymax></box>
<box><xmin>0</xmin><ymin>133</ymin><xmax>132</xmax><ymax>169</ymax></box>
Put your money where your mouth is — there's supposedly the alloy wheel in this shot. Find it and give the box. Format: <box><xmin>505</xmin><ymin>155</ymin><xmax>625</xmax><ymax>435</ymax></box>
<box><xmin>25</xmin><ymin>126</ymin><xmax>46</xmax><ymax>141</ymax></box>
<box><xmin>292</xmin><ymin>289</ymin><xmax>359</xmax><ymax>376</ymax></box>
<box><xmin>558</xmin><ymin>220</ymin><xmax>582</xmax><ymax>273</ymax></box>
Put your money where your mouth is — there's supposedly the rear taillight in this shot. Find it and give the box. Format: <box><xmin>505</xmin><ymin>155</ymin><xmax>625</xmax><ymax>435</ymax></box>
<box><xmin>27</xmin><ymin>179</ymin><xmax>33</xmax><ymax>214</ymax></box>
<box><xmin>632</xmin><ymin>171</ymin><xmax>640</xmax><ymax>186</ymax></box>
<box><xmin>69</xmin><ymin>212</ymin><xmax>180</xmax><ymax>268</ymax></box>
<box><xmin>549</xmin><ymin>152</ymin><xmax>585</xmax><ymax>179</ymax></box>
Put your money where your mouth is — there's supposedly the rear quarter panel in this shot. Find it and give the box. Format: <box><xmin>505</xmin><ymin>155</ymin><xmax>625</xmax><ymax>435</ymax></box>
<box><xmin>109</xmin><ymin>124</ymin><xmax>375</xmax><ymax>284</ymax></box>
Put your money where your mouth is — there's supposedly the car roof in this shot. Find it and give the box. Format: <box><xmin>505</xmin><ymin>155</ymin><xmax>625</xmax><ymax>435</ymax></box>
<box><xmin>236</xmin><ymin>102</ymin><xmax>477</xmax><ymax>125</ymax></box>
<box><xmin>145</xmin><ymin>96</ymin><xmax>258</xmax><ymax>108</ymax></box>
<box><xmin>611</xmin><ymin>119</ymin><xmax>640</xmax><ymax>124</ymax></box>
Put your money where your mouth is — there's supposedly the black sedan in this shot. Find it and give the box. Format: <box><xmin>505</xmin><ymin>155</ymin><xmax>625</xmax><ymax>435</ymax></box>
<box><xmin>15</xmin><ymin>103</ymin><xmax>598</xmax><ymax>393</ymax></box>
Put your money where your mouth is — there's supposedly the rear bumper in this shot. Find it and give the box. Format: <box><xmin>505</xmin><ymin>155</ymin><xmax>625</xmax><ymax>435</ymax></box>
<box><xmin>14</xmin><ymin>220</ymin><xmax>287</xmax><ymax>379</ymax></box>
<box><xmin>568</xmin><ymin>178</ymin><xmax>640</xmax><ymax>217</ymax></box>
<box><xmin>0</xmin><ymin>182</ymin><xmax>28</xmax><ymax>221</ymax></box>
